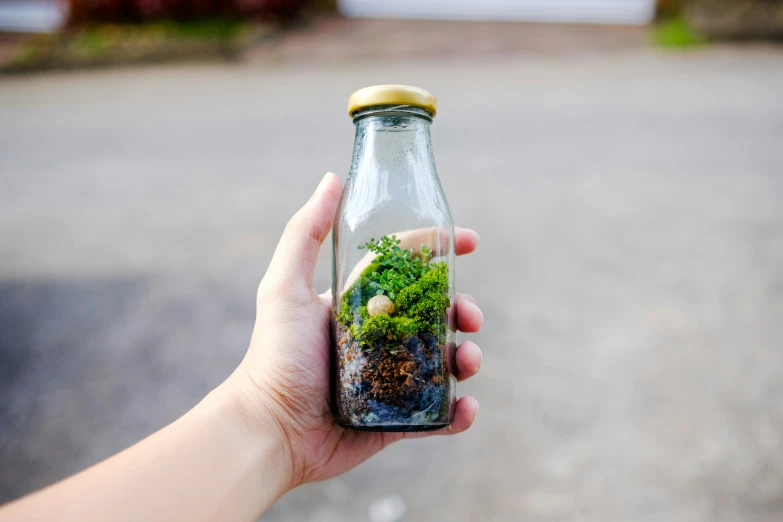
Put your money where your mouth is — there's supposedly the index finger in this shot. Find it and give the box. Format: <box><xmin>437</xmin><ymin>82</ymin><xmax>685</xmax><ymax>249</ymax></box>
<box><xmin>454</xmin><ymin>227</ymin><xmax>480</xmax><ymax>256</ymax></box>
<box><xmin>394</xmin><ymin>226</ymin><xmax>479</xmax><ymax>257</ymax></box>
<box><xmin>343</xmin><ymin>226</ymin><xmax>480</xmax><ymax>289</ymax></box>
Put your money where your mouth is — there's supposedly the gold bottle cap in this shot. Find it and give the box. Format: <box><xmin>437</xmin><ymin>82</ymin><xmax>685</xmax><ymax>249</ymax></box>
<box><xmin>347</xmin><ymin>85</ymin><xmax>437</xmax><ymax>117</ymax></box>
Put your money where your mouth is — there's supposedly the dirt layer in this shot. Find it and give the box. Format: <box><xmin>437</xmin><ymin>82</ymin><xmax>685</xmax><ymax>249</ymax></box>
<box><xmin>333</xmin><ymin>323</ymin><xmax>453</xmax><ymax>431</ymax></box>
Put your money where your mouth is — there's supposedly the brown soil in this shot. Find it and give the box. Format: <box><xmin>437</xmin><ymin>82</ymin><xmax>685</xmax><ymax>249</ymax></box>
<box><xmin>333</xmin><ymin>323</ymin><xmax>452</xmax><ymax>429</ymax></box>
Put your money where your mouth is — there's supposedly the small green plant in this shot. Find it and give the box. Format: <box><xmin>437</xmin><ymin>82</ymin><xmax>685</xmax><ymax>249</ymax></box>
<box><xmin>358</xmin><ymin>236</ymin><xmax>433</xmax><ymax>300</ymax></box>
<box><xmin>338</xmin><ymin>235</ymin><xmax>450</xmax><ymax>350</ymax></box>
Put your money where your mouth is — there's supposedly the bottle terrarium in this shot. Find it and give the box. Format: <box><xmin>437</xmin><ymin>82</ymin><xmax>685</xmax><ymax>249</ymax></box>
<box><xmin>331</xmin><ymin>85</ymin><xmax>456</xmax><ymax>431</ymax></box>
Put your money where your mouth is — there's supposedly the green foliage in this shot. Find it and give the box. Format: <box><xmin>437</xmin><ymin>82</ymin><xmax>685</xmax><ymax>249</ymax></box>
<box><xmin>358</xmin><ymin>236</ymin><xmax>433</xmax><ymax>300</ymax></box>
<box><xmin>395</xmin><ymin>263</ymin><xmax>450</xmax><ymax>326</ymax></box>
<box><xmin>337</xmin><ymin>235</ymin><xmax>450</xmax><ymax>350</ymax></box>
<box><xmin>654</xmin><ymin>16</ymin><xmax>706</xmax><ymax>48</ymax></box>
<box><xmin>5</xmin><ymin>19</ymin><xmax>257</xmax><ymax>73</ymax></box>
<box><xmin>145</xmin><ymin>19</ymin><xmax>248</xmax><ymax>40</ymax></box>
<box><xmin>355</xmin><ymin>314</ymin><xmax>420</xmax><ymax>350</ymax></box>
<box><xmin>338</xmin><ymin>262</ymin><xmax>380</xmax><ymax>325</ymax></box>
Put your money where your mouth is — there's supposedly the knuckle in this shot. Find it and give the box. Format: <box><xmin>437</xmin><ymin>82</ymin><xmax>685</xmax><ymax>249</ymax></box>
<box><xmin>284</xmin><ymin>212</ymin><xmax>304</xmax><ymax>235</ymax></box>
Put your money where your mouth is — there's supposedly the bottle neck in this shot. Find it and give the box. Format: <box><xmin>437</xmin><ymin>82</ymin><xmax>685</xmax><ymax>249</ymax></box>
<box><xmin>349</xmin><ymin>106</ymin><xmax>436</xmax><ymax>185</ymax></box>
<box><xmin>344</xmin><ymin>105</ymin><xmax>448</xmax><ymax>231</ymax></box>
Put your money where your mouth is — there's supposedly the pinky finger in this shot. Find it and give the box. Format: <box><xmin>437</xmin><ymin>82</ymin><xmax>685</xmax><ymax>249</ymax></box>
<box><xmin>447</xmin><ymin>396</ymin><xmax>480</xmax><ymax>434</ymax></box>
<box><xmin>402</xmin><ymin>396</ymin><xmax>479</xmax><ymax>440</ymax></box>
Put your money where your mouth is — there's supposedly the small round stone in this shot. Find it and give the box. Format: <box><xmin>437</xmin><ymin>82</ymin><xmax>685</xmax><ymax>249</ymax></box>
<box><xmin>367</xmin><ymin>295</ymin><xmax>395</xmax><ymax>317</ymax></box>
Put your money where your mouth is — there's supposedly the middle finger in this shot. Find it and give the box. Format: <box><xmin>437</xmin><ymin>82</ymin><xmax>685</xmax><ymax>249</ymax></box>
<box><xmin>454</xmin><ymin>293</ymin><xmax>483</xmax><ymax>333</ymax></box>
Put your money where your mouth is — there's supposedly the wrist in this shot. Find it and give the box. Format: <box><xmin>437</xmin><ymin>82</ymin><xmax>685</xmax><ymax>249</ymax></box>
<box><xmin>200</xmin><ymin>376</ymin><xmax>298</xmax><ymax>507</ymax></box>
<box><xmin>214</xmin><ymin>370</ymin><xmax>303</xmax><ymax>489</ymax></box>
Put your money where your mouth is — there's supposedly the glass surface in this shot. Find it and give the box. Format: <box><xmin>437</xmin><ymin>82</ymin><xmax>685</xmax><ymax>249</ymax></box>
<box><xmin>331</xmin><ymin>105</ymin><xmax>456</xmax><ymax>432</ymax></box>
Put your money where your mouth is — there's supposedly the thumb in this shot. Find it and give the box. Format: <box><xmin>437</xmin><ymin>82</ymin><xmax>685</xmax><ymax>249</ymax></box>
<box><xmin>265</xmin><ymin>172</ymin><xmax>342</xmax><ymax>290</ymax></box>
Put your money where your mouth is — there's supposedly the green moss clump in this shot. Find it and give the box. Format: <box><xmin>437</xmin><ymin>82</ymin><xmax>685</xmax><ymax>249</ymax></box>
<box><xmin>354</xmin><ymin>314</ymin><xmax>420</xmax><ymax>349</ymax></box>
<box><xmin>337</xmin><ymin>236</ymin><xmax>450</xmax><ymax>350</ymax></box>
<box><xmin>395</xmin><ymin>262</ymin><xmax>450</xmax><ymax>325</ymax></box>
<box><xmin>338</xmin><ymin>262</ymin><xmax>380</xmax><ymax>326</ymax></box>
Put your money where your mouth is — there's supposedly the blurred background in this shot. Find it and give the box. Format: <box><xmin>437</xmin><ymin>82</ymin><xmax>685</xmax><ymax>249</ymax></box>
<box><xmin>1</xmin><ymin>0</ymin><xmax>783</xmax><ymax>521</ymax></box>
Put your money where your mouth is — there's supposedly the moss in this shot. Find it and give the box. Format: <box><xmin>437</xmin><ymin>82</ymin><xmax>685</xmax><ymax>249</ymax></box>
<box><xmin>338</xmin><ymin>262</ymin><xmax>380</xmax><ymax>325</ymax></box>
<box><xmin>337</xmin><ymin>237</ymin><xmax>450</xmax><ymax>350</ymax></box>
<box><xmin>395</xmin><ymin>263</ymin><xmax>450</xmax><ymax>325</ymax></box>
<box><xmin>357</xmin><ymin>314</ymin><xmax>420</xmax><ymax>349</ymax></box>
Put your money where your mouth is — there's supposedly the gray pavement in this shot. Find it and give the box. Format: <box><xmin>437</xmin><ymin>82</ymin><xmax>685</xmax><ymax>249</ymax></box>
<box><xmin>1</xmin><ymin>44</ymin><xmax>783</xmax><ymax>521</ymax></box>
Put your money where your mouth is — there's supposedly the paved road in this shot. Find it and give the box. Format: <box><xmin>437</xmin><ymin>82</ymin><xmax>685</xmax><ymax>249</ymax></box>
<box><xmin>2</xmin><ymin>45</ymin><xmax>783</xmax><ymax>521</ymax></box>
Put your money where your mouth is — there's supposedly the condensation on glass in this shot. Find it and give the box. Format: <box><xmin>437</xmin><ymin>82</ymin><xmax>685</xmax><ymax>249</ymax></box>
<box><xmin>331</xmin><ymin>86</ymin><xmax>456</xmax><ymax>431</ymax></box>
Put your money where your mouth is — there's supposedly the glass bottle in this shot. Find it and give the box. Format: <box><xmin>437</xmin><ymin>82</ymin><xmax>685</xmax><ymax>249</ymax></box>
<box><xmin>331</xmin><ymin>85</ymin><xmax>456</xmax><ymax>432</ymax></box>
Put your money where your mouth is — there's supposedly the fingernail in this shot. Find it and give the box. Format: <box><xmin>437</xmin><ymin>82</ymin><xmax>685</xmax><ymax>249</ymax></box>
<box><xmin>470</xmin><ymin>302</ymin><xmax>484</xmax><ymax>324</ymax></box>
<box><xmin>466</xmin><ymin>294</ymin><xmax>479</xmax><ymax>306</ymax></box>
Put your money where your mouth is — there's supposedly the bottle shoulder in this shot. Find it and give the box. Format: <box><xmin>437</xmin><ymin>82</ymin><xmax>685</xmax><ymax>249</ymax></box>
<box><xmin>336</xmin><ymin>169</ymin><xmax>453</xmax><ymax>234</ymax></box>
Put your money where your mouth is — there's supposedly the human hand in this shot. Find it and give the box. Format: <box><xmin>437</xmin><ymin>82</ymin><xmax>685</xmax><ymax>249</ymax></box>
<box><xmin>225</xmin><ymin>172</ymin><xmax>483</xmax><ymax>488</ymax></box>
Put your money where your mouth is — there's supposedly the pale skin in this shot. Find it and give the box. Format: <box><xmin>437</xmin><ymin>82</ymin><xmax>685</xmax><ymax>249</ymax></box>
<box><xmin>0</xmin><ymin>172</ymin><xmax>483</xmax><ymax>522</ymax></box>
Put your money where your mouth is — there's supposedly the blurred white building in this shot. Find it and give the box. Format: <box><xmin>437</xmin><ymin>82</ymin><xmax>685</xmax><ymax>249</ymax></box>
<box><xmin>338</xmin><ymin>0</ymin><xmax>656</xmax><ymax>25</ymax></box>
<box><xmin>0</xmin><ymin>0</ymin><xmax>66</xmax><ymax>33</ymax></box>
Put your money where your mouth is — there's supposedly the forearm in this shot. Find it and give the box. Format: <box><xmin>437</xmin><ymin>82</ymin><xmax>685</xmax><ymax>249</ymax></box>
<box><xmin>0</xmin><ymin>381</ymin><xmax>293</xmax><ymax>522</ymax></box>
